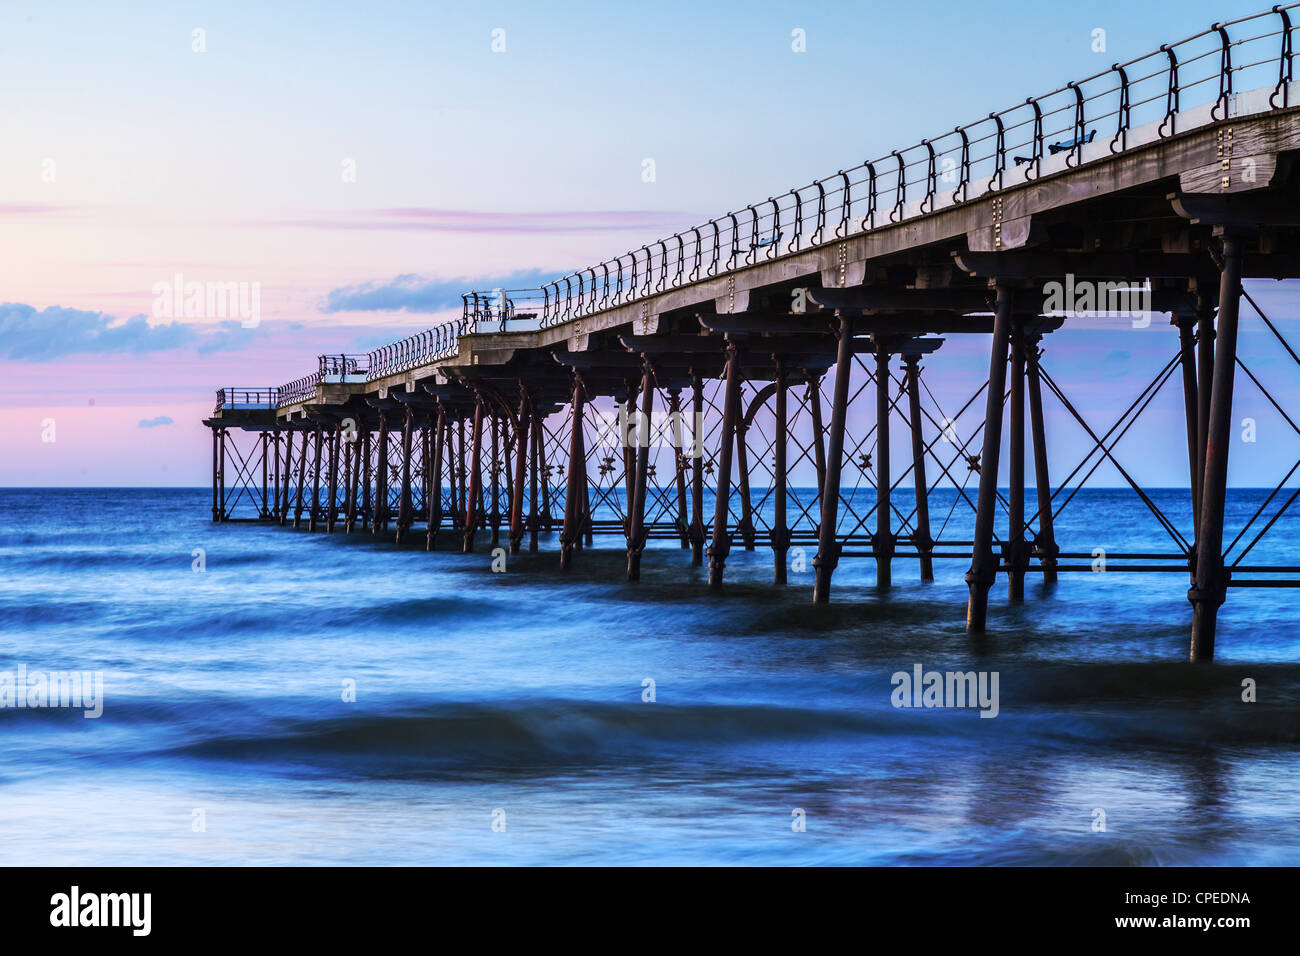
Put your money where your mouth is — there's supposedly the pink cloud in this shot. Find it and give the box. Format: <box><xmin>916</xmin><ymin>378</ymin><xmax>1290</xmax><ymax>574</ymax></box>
<box><xmin>258</xmin><ymin>207</ymin><xmax>697</xmax><ymax>234</ymax></box>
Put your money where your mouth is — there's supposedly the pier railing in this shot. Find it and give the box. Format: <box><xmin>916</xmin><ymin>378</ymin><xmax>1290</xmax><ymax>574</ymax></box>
<box><xmin>214</xmin><ymin>387</ymin><xmax>279</xmax><ymax>415</ymax></box>
<box><xmin>360</xmin><ymin>292</ymin><xmax>546</xmax><ymax>380</ymax></box>
<box><xmin>364</xmin><ymin>320</ymin><xmax>463</xmax><ymax>379</ymax></box>
<box><xmin>515</xmin><ymin>7</ymin><xmax>1296</xmax><ymax>328</ymax></box>
<box><xmin>221</xmin><ymin>5</ymin><xmax>1298</xmax><ymax>410</ymax></box>
<box><xmin>370</xmin><ymin>8</ymin><xmax>1298</xmax><ymax>347</ymax></box>
<box><xmin>319</xmin><ymin>353</ymin><xmax>369</xmax><ymax>381</ymax></box>
<box><xmin>462</xmin><ymin>289</ymin><xmax>543</xmax><ymax>330</ymax></box>
<box><xmin>276</xmin><ymin>373</ymin><xmax>320</xmax><ymax>408</ymax></box>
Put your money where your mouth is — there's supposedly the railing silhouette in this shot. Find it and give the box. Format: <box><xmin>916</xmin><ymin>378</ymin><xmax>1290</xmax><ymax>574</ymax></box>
<box><xmin>364</xmin><ymin>320</ymin><xmax>465</xmax><ymax>379</ymax></box>
<box><xmin>276</xmin><ymin>373</ymin><xmax>319</xmax><ymax>408</ymax></box>
<box><xmin>462</xmin><ymin>290</ymin><xmax>542</xmax><ymax>330</ymax></box>
<box><xmin>214</xmin><ymin>387</ymin><xmax>279</xmax><ymax>415</ymax></box>
<box><xmin>319</xmin><ymin>354</ymin><xmax>369</xmax><ymax>379</ymax></box>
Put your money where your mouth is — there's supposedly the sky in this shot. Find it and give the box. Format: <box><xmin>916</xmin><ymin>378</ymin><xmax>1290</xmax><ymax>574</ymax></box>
<box><xmin>2</xmin><ymin>0</ymin><xmax>1298</xmax><ymax>487</ymax></box>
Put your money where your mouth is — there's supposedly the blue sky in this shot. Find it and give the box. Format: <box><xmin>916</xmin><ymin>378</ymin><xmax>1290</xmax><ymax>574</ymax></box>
<box><xmin>1</xmin><ymin>0</ymin><xmax>1297</xmax><ymax>486</ymax></box>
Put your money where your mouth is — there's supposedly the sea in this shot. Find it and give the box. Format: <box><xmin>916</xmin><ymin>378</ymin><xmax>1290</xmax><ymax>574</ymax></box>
<box><xmin>0</xmin><ymin>486</ymin><xmax>1297</xmax><ymax>865</ymax></box>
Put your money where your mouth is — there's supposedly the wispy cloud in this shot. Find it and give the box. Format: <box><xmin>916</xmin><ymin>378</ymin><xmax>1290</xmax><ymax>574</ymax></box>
<box><xmin>0</xmin><ymin>203</ymin><xmax>82</xmax><ymax>216</ymax></box>
<box><xmin>265</xmin><ymin>208</ymin><xmax>695</xmax><ymax>234</ymax></box>
<box><xmin>0</xmin><ymin>303</ymin><xmax>269</xmax><ymax>360</ymax></box>
<box><xmin>138</xmin><ymin>416</ymin><xmax>174</xmax><ymax>428</ymax></box>
<box><xmin>0</xmin><ymin>303</ymin><xmax>197</xmax><ymax>360</ymax></box>
<box><xmin>322</xmin><ymin>270</ymin><xmax>554</xmax><ymax>314</ymax></box>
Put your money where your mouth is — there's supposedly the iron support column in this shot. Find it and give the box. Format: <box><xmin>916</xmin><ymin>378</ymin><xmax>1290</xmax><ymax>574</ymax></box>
<box><xmin>217</xmin><ymin>428</ymin><xmax>227</xmax><ymax>522</ymax></box>
<box><xmin>582</xmin><ymin>472</ymin><xmax>593</xmax><ymax>547</ymax></box>
<box><xmin>874</xmin><ymin>340</ymin><xmax>894</xmax><ymax>589</ymax></box>
<box><xmin>1190</xmin><ymin>235</ymin><xmax>1245</xmax><ymax>661</ymax></box>
<box><xmin>965</xmin><ymin>285</ymin><xmax>1015</xmax><ymax>631</ymax></box>
<box><xmin>669</xmin><ymin>388</ymin><xmax>689</xmax><ymax>549</ymax></box>
<box><xmin>279</xmin><ymin>429</ymin><xmax>294</xmax><ymax>525</ymax></box>
<box><xmin>561</xmin><ymin>376</ymin><xmax>587</xmax><ymax>570</ymax></box>
<box><xmin>344</xmin><ymin>426</ymin><xmax>357</xmax><ymax>532</ymax></box>
<box><xmin>813</xmin><ymin>318</ymin><xmax>855</xmax><ymax>603</ymax></box>
<box><xmin>538</xmin><ymin>417</ymin><xmax>552</xmax><ymax>534</ymax></box>
<box><xmin>773</xmin><ymin>359</ymin><xmax>790</xmax><ymax>584</ymax></box>
<box><xmin>361</xmin><ymin>429</ymin><xmax>372</xmax><ymax>529</ymax></box>
<box><xmin>707</xmin><ymin>343</ymin><xmax>743</xmax><ymax>589</ymax></box>
<box><xmin>427</xmin><ymin>404</ymin><xmax>446</xmax><ymax>550</ymax></box>
<box><xmin>463</xmin><ymin>398</ymin><xmax>484</xmax><ymax>553</ymax></box>
<box><xmin>373</xmin><ymin>413</ymin><xmax>389</xmax><ymax>533</ymax></box>
<box><xmin>808</xmin><ymin>373</ymin><xmax>827</xmax><ymax>523</ymax></box>
<box><xmin>628</xmin><ymin>362</ymin><xmax>655</xmax><ymax>580</ymax></box>
<box><xmin>395</xmin><ymin>406</ymin><xmax>414</xmax><ymax>544</ymax></box>
<box><xmin>455</xmin><ymin>417</ymin><xmax>466</xmax><ymax>530</ymax></box>
<box><xmin>528</xmin><ymin>407</ymin><xmax>541</xmax><ymax>552</ymax></box>
<box><xmin>308</xmin><ymin>426</ymin><xmax>323</xmax><ymax>532</ymax></box>
<box><xmin>1026</xmin><ymin>338</ymin><xmax>1057</xmax><ymax>584</ymax></box>
<box><xmin>1175</xmin><ymin>312</ymin><xmax>1201</xmax><ymax>537</ymax></box>
<box><xmin>490</xmin><ymin>414</ymin><xmax>502</xmax><ymax>548</ymax></box>
<box><xmin>1008</xmin><ymin>323</ymin><xmax>1027</xmax><ymax>600</ymax></box>
<box><xmin>689</xmin><ymin>374</ymin><xmax>706</xmax><ymax>566</ymax></box>
<box><xmin>509</xmin><ymin>388</ymin><xmax>531</xmax><ymax>555</ymax></box>
<box><xmin>735</xmin><ymin>416</ymin><xmax>756</xmax><ymax>551</ymax></box>
<box><xmin>210</xmin><ymin>428</ymin><xmax>220</xmax><ymax>522</ymax></box>
<box><xmin>622</xmin><ymin>379</ymin><xmax>639</xmax><ymax>525</ymax></box>
<box><xmin>260</xmin><ymin>432</ymin><xmax>270</xmax><ymax>519</ymax></box>
<box><xmin>293</xmin><ymin>429</ymin><xmax>307</xmax><ymax>528</ymax></box>
<box><xmin>1196</xmin><ymin>291</ymin><xmax>1216</xmax><ymax>533</ymax></box>
<box><xmin>904</xmin><ymin>355</ymin><xmax>934</xmax><ymax>582</ymax></box>
<box><xmin>269</xmin><ymin>432</ymin><xmax>280</xmax><ymax>520</ymax></box>
<box><xmin>326</xmin><ymin>424</ymin><xmax>340</xmax><ymax>533</ymax></box>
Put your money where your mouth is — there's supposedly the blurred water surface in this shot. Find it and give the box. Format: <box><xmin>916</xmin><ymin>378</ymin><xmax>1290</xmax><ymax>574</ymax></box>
<box><xmin>0</xmin><ymin>487</ymin><xmax>1296</xmax><ymax>865</ymax></box>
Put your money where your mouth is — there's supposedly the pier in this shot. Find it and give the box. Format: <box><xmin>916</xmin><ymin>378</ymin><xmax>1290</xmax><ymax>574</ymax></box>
<box><xmin>205</xmin><ymin>8</ymin><xmax>1300</xmax><ymax>661</ymax></box>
